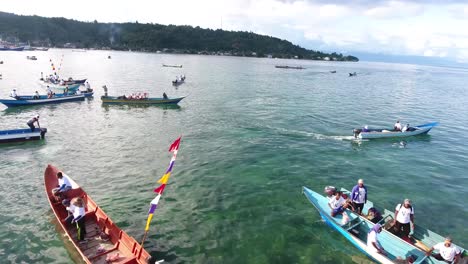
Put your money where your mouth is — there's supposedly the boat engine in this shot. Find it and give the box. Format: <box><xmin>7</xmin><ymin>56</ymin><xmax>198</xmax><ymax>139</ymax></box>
<box><xmin>40</xmin><ymin>128</ymin><xmax>48</xmax><ymax>139</ymax></box>
<box><xmin>353</xmin><ymin>128</ymin><xmax>361</xmax><ymax>138</ymax></box>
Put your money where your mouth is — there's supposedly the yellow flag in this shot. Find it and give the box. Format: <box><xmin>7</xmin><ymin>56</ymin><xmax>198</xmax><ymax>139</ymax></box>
<box><xmin>157</xmin><ymin>172</ymin><xmax>171</xmax><ymax>184</ymax></box>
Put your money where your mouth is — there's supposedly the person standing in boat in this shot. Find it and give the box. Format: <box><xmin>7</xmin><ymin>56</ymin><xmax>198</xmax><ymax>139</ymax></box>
<box><xmin>367</xmin><ymin>224</ymin><xmax>387</xmax><ymax>256</ymax></box>
<box><xmin>52</xmin><ymin>171</ymin><xmax>72</xmax><ymax>199</ymax></box>
<box><xmin>392</xmin><ymin>199</ymin><xmax>414</xmax><ymax>239</ymax></box>
<box><xmin>33</xmin><ymin>91</ymin><xmax>40</xmax><ymax>99</ymax></box>
<box><xmin>64</xmin><ymin>86</ymin><xmax>69</xmax><ymax>96</ymax></box>
<box><xmin>71</xmin><ymin>197</ymin><xmax>87</xmax><ymax>243</ymax></box>
<box><xmin>10</xmin><ymin>89</ymin><xmax>19</xmax><ymax>99</ymax></box>
<box><xmin>62</xmin><ymin>199</ymin><xmax>76</xmax><ymax>225</ymax></box>
<box><xmin>394</xmin><ymin>120</ymin><xmax>402</xmax><ymax>131</ymax></box>
<box><xmin>425</xmin><ymin>237</ymin><xmax>461</xmax><ymax>263</ymax></box>
<box><xmin>102</xmin><ymin>85</ymin><xmax>108</xmax><ymax>96</ymax></box>
<box><xmin>27</xmin><ymin>115</ymin><xmax>40</xmax><ymax>132</ymax></box>
<box><xmin>163</xmin><ymin>92</ymin><xmax>168</xmax><ymax>99</ymax></box>
<box><xmin>351</xmin><ymin>179</ymin><xmax>367</xmax><ymax>215</ymax></box>
<box><xmin>85</xmin><ymin>81</ymin><xmax>92</xmax><ymax>92</ymax></box>
<box><xmin>46</xmin><ymin>86</ymin><xmax>53</xmax><ymax>98</ymax></box>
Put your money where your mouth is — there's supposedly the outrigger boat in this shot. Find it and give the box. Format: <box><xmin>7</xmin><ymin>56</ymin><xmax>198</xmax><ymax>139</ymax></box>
<box><xmin>44</xmin><ymin>165</ymin><xmax>152</xmax><ymax>264</ymax></box>
<box><xmin>303</xmin><ymin>186</ymin><xmax>466</xmax><ymax>264</ymax></box>
<box><xmin>0</xmin><ymin>94</ymin><xmax>86</xmax><ymax>107</ymax></box>
<box><xmin>353</xmin><ymin>122</ymin><xmax>438</xmax><ymax>139</ymax></box>
<box><xmin>0</xmin><ymin>128</ymin><xmax>47</xmax><ymax>143</ymax></box>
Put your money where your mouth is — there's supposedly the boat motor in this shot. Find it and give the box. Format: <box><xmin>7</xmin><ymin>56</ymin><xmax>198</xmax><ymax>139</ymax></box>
<box><xmin>353</xmin><ymin>128</ymin><xmax>362</xmax><ymax>138</ymax></box>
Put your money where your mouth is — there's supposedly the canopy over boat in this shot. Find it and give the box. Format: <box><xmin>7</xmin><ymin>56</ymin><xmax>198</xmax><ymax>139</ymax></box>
<box><xmin>101</xmin><ymin>96</ymin><xmax>185</xmax><ymax>105</ymax></box>
<box><xmin>44</xmin><ymin>165</ymin><xmax>151</xmax><ymax>264</ymax></box>
<box><xmin>0</xmin><ymin>128</ymin><xmax>47</xmax><ymax>143</ymax></box>
<box><xmin>353</xmin><ymin>122</ymin><xmax>438</xmax><ymax>139</ymax></box>
<box><xmin>0</xmin><ymin>94</ymin><xmax>86</xmax><ymax>107</ymax></box>
<box><xmin>303</xmin><ymin>186</ymin><xmax>432</xmax><ymax>264</ymax></box>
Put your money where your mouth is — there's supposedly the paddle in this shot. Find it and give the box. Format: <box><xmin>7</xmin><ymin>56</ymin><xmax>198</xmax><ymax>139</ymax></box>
<box><xmin>409</xmin><ymin>225</ymin><xmax>431</xmax><ymax>253</ymax></box>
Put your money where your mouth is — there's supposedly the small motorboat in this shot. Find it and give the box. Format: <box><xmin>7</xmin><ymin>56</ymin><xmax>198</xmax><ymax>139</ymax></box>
<box><xmin>0</xmin><ymin>128</ymin><xmax>47</xmax><ymax>143</ymax></box>
<box><xmin>275</xmin><ymin>65</ymin><xmax>305</xmax><ymax>69</ymax></box>
<box><xmin>27</xmin><ymin>56</ymin><xmax>38</xmax><ymax>60</ymax></box>
<box><xmin>172</xmin><ymin>75</ymin><xmax>186</xmax><ymax>85</ymax></box>
<box><xmin>44</xmin><ymin>165</ymin><xmax>151</xmax><ymax>264</ymax></box>
<box><xmin>349</xmin><ymin>72</ymin><xmax>357</xmax><ymax>77</ymax></box>
<box><xmin>353</xmin><ymin>122</ymin><xmax>438</xmax><ymax>139</ymax></box>
<box><xmin>0</xmin><ymin>94</ymin><xmax>86</xmax><ymax>107</ymax></box>
<box><xmin>162</xmin><ymin>64</ymin><xmax>182</xmax><ymax>68</ymax></box>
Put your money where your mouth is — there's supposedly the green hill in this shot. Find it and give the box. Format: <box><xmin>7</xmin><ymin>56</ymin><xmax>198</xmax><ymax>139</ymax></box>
<box><xmin>0</xmin><ymin>11</ymin><xmax>358</xmax><ymax>61</ymax></box>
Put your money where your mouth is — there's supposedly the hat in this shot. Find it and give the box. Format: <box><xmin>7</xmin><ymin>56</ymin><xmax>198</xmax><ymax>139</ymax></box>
<box><xmin>404</xmin><ymin>199</ymin><xmax>411</xmax><ymax>205</ymax></box>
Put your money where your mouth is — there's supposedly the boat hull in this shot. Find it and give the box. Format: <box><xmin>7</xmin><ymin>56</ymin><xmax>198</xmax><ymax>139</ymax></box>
<box><xmin>355</xmin><ymin>123</ymin><xmax>438</xmax><ymax>139</ymax></box>
<box><xmin>44</xmin><ymin>165</ymin><xmax>151</xmax><ymax>264</ymax></box>
<box><xmin>101</xmin><ymin>96</ymin><xmax>185</xmax><ymax>105</ymax></box>
<box><xmin>0</xmin><ymin>128</ymin><xmax>47</xmax><ymax>143</ymax></box>
<box><xmin>302</xmin><ymin>187</ymin><xmax>428</xmax><ymax>264</ymax></box>
<box><xmin>39</xmin><ymin>82</ymin><xmax>81</xmax><ymax>92</ymax></box>
<box><xmin>0</xmin><ymin>94</ymin><xmax>86</xmax><ymax>107</ymax></box>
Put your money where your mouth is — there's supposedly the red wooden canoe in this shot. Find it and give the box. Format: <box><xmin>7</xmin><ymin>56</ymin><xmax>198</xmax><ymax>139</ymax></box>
<box><xmin>44</xmin><ymin>164</ymin><xmax>151</xmax><ymax>264</ymax></box>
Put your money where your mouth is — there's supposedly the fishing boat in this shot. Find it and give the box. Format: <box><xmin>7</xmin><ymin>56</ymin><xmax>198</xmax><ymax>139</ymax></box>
<box><xmin>0</xmin><ymin>94</ymin><xmax>86</xmax><ymax>107</ymax></box>
<box><xmin>302</xmin><ymin>186</ymin><xmax>430</xmax><ymax>264</ymax></box>
<box><xmin>101</xmin><ymin>95</ymin><xmax>185</xmax><ymax>105</ymax></box>
<box><xmin>39</xmin><ymin>82</ymin><xmax>81</xmax><ymax>93</ymax></box>
<box><xmin>62</xmin><ymin>78</ymin><xmax>87</xmax><ymax>85</ymax></box>
<box><xmin>275</xmin><ymin>65</ymin><xmax>305</xmax><ymax>69</ymax></box>
<box><xmin>14</xmin><ymin>92</ymin><xmax>94</xmax><ymax>100</ymax></box>
<box><xmin>27</xmin><ymin>56</ymin><xmax>38</xmax><ymax>60</ymax></box>
<box><xmin>349</xmin><ymin>72</ymin><xmax>357</xmax><ymax>77</ymax></box>
<box><xmin>0</xmin><ymin>128</ymin><xmax>47</xmax><ymax>143</ymax></box>
<box><xmin>162</xmin><ymin>64</ymin><xmax>183</xmax><ymax>68</ymax></box>
<box><xmin>44</xmin><ymin>165</ymin><xmax>151</xmax><ymax>264</ymax></box>
<box><xmin>172</xmin><ymin>75</ymin><xmax>186</xmax><ymax>85</ymax></box>
<box><xmin>353</xmin><ymin>122</ymin><xmax>438</xmax><ymax>139</ymax></box>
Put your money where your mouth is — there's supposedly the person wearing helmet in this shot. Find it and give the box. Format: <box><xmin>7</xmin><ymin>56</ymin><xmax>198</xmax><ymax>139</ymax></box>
<box><xmin>27</xmin><ymin>115</ymin><xmax>40</xmax><ymax>132</ymax></box>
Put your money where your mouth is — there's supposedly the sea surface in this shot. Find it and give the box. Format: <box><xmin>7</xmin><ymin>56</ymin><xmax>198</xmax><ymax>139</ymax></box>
<box><xmin>0</xmin><ymin>50</ymin><xmax>467</xmax><ymax>264</ymax></box>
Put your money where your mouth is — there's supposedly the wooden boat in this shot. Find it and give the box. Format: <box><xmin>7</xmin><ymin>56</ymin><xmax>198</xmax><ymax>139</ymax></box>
<box><xmin>0</xmin><ymin>128</ymin><xmax>47</xmax><ymax>143</ymax></box>
<box><xmin>101</xmin><ymin>95</ymin><xmax>185</xmax><ymax>105</ymax></box>
<box><xmin>0</xmin><ymin>94</ymin><xmax>86</xmax><ymax>107</ymax></box>
<box><xmin>162</xmin><ymin>64</ymin><xmax>182</xmax><ymax>68</ymax></box>
<box><xmin>27</xmin><ymin>55</ymin><xmax>38</xmax><ymax>60</ymax></box>
<box><xmin>353</xmin><ymin>122</ymin><xmax>438</xmax><ymax>139</ymax></box>
<box><xmin>40</xmin><ymin>82</ymin><xmax>81</xmax><ymax>93</ymax></box>
<box><xmin>14</xmin><ymin>92</ymin><xmax>94</xmax><ymax>100</ymax></box>
<box><xmin>275</xmin><ymin>65</ymin><xmax>305</xmax><ymax>69</ymax></box>
<box><xmin>303</xmin><ymin>186</ymin><xmax>429</xmax><ymax>264</ymax></box>
<box><xmin>44</xmin><ymin>165</ymin><xmax>151</xmax><ymax>264</ymax></box>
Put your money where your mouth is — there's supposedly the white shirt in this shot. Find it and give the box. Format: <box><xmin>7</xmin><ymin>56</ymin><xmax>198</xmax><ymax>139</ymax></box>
<box><xmin>367</xmin><ymin>230</ymin><xmax>380</xmax><ymax>253</ymax></box>
<box><xmin>85</xmin><ymin>83</ymin><xmax>91</xmax><ymax>89</ymax></box>
<box><xmin>73</xmin><ymin>206</ymin><xmax>85</xmax><ymax>219</ymax></box>
<box><xmin>329</xmin><ymin>196</ymin><xmax>345</xmax><ymax>209</ymax></box>
<box><xmin>395</xmin><ymin>204</ymin><xmax>414</xmax><ymax>224</ymax></box>
<box><xmin>402</xmin><ymin>125</ymin><xmax>408</xmax><ymax>132</ymax></box>
<box><xmin>66</xmin><ymin>204</ymin><xmax>76</xmax><ymax>214</ymax></box>
<box><xmin>353</xmin><ymin>187</ymin><xmax>366</xmax><ymax>204</ymax></box>
<box><xmin>75</xmin><ymin>89</ymin><xmax>81</xmax><ymax>95</ymax></box>
<box><xmin>433</xmin><ymin>243</ymin><xmax>461</xmax><ymax>262</ymax></box>
<box><xmin>58</xmin><ymin>175</ymin><xmax>72</xmax><ymax>189</ymax></box>
<box><xmin>10</xmin><ymin>90</ymin><xmax>17</xmax><ymax>97</ymax></box>
<box><xmin>394</xmin><ymin>123</ymin><xmax>402</xmax><ymax>130</ymax></box>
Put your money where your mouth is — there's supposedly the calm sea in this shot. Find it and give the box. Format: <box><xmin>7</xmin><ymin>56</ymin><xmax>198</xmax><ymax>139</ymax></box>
<box><xmin>0</xmin><ymin>50</ymin><xmax>467</xmax><ymax>264</ymax></box>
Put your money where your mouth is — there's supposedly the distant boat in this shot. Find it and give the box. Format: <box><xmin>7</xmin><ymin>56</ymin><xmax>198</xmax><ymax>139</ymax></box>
<box><xmin>0</xmin><ymin>46</ymin><xmax>24</xmax><ymax>51</ymax></box>
<box><xmin>172</xmin><ymin>75</ymin><xmax>186</xmax><ymax>85</ymax></box>
<box><xmin>0</xmin><ymin>128</ymin><xmax>47</xmax><ymax>143</ymax></box>
<box><xmin>26</xmin><ymin>56</ymin><xmax>38</xmax><ymax>60</ymax></box>
<box><xmin>71</xmin><ymin>49</ymin><xmax>86</xmax><ymax>52</ymax></box>
<box><xmin>44</xmin><ymin>165</ymin><xmax>152</xmax><ymax>264</ymax></box>
<box><xmin>14</xmin><ymin>92</ymin><xmax>94</xmax><ymax>100</ymax></box>
<box><xmin>302</xmin><ymin>186</ymin><xmax>438</xmax><ymax>264</ymax></box>
<box><xmin>34</xmin><ymin>47</ymin><xmax>49</xmax><ymax>51</ymax></box>
<box><xmin>0</xmin><ymin>94</ymin><xmax>87</xmax><ymax>107</ymax></box>
<box><xmin>275</xmin><ymin>65</ymin><xmax>305</xmax><ymax>70</ymax></box>
<box><xmin>330</xmin><ymin>70</ymin><xmax>337</xmax><ymax>73</ymax></box>
<box><xmin>349</xmin><ymin>72</ymin><xmax>357</xmax><ymax>77</ymax></box>
<box><xmin>163</xmin><ymin>64</ymin><xmax>183</xmax><ymax>68</ymax></box>
<box><xmin>101</xmin><ymin>95</ymin><xmax>185</xmax><ymax>105</ymax></box>
<box><xmin>353</xmin><ymin>122</ymin><xmax>438</xmax><ymax>139</ymax></box>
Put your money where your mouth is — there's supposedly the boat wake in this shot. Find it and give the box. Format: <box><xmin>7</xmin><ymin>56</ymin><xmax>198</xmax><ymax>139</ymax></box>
<box><xmin>269</xmin><ymin>126</ymin><xmax>357</xmax><ymax>141</ymax></box>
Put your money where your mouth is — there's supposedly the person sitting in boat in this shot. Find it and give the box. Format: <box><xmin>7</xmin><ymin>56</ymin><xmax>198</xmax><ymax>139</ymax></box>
<box><xmin>392</xmin><ymin>199</ymin><xmax>414</xmax><ymax>239</ymax></box>
<box><xmin>328</xmin><ymin>191</ymin><xmax>347</xmax><ymax>217</ymax></box>
<box><xmin>52</xmin><ymin>171</ymin><xmax>72</xmax><ymax>200</ymax></box>
<box><xmin>64</xmin><ymin>86</ymin><xmax>69</xmax><ymax>96</ymax></box>
<box><xmin>351</xmin><ymin>179</ymin><xmax>367</xmax><ymax>215</ymax></box>
<box><xmin>163</xmin><ymin>92</ymin><xmax>168</xmax><ymax>99</ymax></box>
<box><xmin>70</xmin><ymin>197</ymin><xmax>87</xmax><ymax>243</ymax></box>
<box><xmin>33</xmin><ymin>91</ymin><xmax>40</xmax><ymax>99</ymax></box>
<box><xmin>366</xmin><ymin>207</ymin><xmax>383</xmax><ymax>224</ymax></box>
<box><xmin>62</xmin><ymin>199</ymin><xmax>76</xmax><ymax>226</ymax></box>
<box><xmin>10</xmin><ymin>89</ymin><xmax>19</xmax><ymax>99</ymax></box>
<box><xmin>362</xmin><ymin>125</ymin><xmax>370</xmax><ymax>133</ymax></box>
<box><xmin>75</xmin><ymin>89</ymin><xmax>81</xmax><ymax>95</ymax></box>
<box><xmin>394</xmin><ymin>120</ymin><xmax>402</xmax><ymax>131</ymax></box>
<box><xmin>367</xmin><ymin>224</ymin><xmax>387</xmax><ymax>256</ymax></box>
<box><xmin>425</xmin><ymin>237</ymin><xmax>461</xmax><ymax>263</ymax></box>
<box><xmin>27</xmin><ymin>115</ymin><xmax>40</xmax><ymax>132</ymax></box>
<box><xmin>85</xmin><ymin>82</ymin><xmax>92</xmax><ymax>92</ymax></box>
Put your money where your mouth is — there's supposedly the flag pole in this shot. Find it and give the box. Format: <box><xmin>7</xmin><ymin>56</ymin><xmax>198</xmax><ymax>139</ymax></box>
<box><xmin>140</xmin><ymin>231</ymin><xmax>149</xmax><ymax>246</ymax></box>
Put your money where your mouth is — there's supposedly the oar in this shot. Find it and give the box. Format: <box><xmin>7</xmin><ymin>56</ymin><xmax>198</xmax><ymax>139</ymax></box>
<box><xmin>409</xmin><ymin>225</ymin><xmax>431</xmax><ymax>252</ymax></box>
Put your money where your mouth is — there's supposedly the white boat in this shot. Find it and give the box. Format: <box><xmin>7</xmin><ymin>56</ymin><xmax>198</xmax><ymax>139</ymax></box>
<box><xmin>38</xmin><ymin>82</ymin><xmax>81</xmax><ymax>93</ymax></box>
<box><xmin>353</xmin><ymin>122</ymin><xmax>438</xmax><ymax>139</ymax></box>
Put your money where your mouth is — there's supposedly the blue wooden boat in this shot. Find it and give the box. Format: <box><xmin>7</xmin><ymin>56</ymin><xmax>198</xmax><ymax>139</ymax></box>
<box><xmin>303</xmin><ymin>186</ymin><xmax>431</xmax><ymax>264</ymax></box>
<box><xmin>353</xmin><ymin>122</ymin><xmax>438</xmax><ymax>139</ymax></box>
<box><xmin>14</xmin><ymin>92</ymin><xmax>94</xmax><ymax>100</ymax></box>
<box><xmin>101</xmin><ymin>96</ymin><xmax>185</xmax><ymax>105</ymax></box>
<box><xmin>0</xmin><ymin>94</ymin><xmax>86</xmax><ymax>107</ymax></box>
<box><xmin>0</xmin><ymin>128</ymin><xmax>47</xmax><ymax>143</ymax></box>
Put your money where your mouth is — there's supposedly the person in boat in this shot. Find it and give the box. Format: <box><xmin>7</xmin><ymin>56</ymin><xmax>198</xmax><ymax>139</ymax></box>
<box><xmin>10</xmin><ymin>89</ymin><xmax>19</xmax><ymax>99</ymax></box>
<box><xmin>102</xmin><ymin>85</ymin><xmax>108</xmax><ymax>97</ymax></box>
<box><xmin>394</xmin><ymin>120</ymin><xmax>402</xmax><ymax>131</ymax></box>
<box><xmin>62</xmin><ymin>199</ymin><xmax>76</xmax><ymax>225</ymax></box>
<box><xmin>351</xmin><ymin>179</ymin><xmax>367</xmax><ymax>215</ymax></box>
<box><xmin>328</xmin><ymin>191</ymin><xmax>351</xmax><ymax>217</ymax></box>
<box><xmin>85</xmin><ymin>81</ymin><xmax>92</xmax><ymax>92</ymax></box>
<box><xmin>52</xmin><ymin>171</ymin><xmax>72</xmax><ymax>200</ymax></box>
<box><xmin>392</xmin><ymin>199</ymin><xmax>414</xmax><ymax>239</ymax></box>
<box><xmin>46</xmin><ymin>86</ymin><xmax>53</xmax><ymax>98</ymax></box>
<box><xmin>362</xmin><ymin>125</ymin><xmax>370</xmax><ymax>133</ymax></box>
<box><xmin>367</xmin><ymin>223</ymin><xmax>387</xmax><ymax>256</ymax></box>
<box><xmin>75</xmin><ymin>89</ymin><xmax>81</xmax><ymax>95</ymax></box>
<box><xmin>425</xmin><ymin>237</ymin><xmax>461</xmax><ymax>263</ymax></box>
<box><xmin>70</xmin><ymin>197</ymin><xmax>87</xmax><ymax>243</ymax></box>
<box><xmin>33</xmin><ymin>91</ymin><xmax>40</xmax><ymax>99</ymax></box>
<box><xmin>64</xmin><ymin>86</ymin><xmax>69</xmax><ymax>96</ymax></box>
<box><xmin>402</xmin><ymin>124</ymin><xmax>409</xmax><ymax>132</ymax></box>
<box><xmin>27</xmin><ymin>115</ymin><xmax>40</xmax><ymax>132</ymax></box>
<box><xmin>163</xmin><ymin>92</ymin><xmax>168</xmax><ymax>99</ymax></box>
<box><xmin>366</xmin><ymin>207</ymin><xmax>383</xmax><ymax>224</ymax></box>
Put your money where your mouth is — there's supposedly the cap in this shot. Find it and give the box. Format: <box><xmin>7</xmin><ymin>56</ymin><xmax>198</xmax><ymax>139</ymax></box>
<box><xmin>358</xmin><ymin>179</ymin><xmax>364</xmax><ymax>184</ymax></box>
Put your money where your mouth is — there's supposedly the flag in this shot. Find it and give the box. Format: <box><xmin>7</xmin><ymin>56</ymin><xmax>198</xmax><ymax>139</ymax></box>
<box><xmin>154</xmin><ymin>184</ymin><xmax>166</xmax><ymax>194</ymax></box>
<box><xmin>169</xmin><ymin>136</ymin><xmax>181</xmax><ymax>152</ymax></box>
<box><xmin>144</xmin><ymin>195</ymin><xmax>161</xmax><ymax>231</ymax></box>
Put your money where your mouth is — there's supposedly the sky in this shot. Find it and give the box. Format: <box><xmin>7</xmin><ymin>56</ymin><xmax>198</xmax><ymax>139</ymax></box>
<box><xmin>2</xmin><ymin>0</ymin><xmax>468</xmax><ymax>63</ymax></box>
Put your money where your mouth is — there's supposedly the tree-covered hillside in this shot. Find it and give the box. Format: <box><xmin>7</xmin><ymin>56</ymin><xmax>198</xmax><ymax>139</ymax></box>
<box><xmin>0</xmin><ymin>12</ymin><xmax>358</xmax><ymax>61</ymax></box>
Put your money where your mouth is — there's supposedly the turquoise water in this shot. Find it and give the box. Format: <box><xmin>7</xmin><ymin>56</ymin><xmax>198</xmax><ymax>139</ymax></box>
<box><xmin>0</xmin><ymin>50</ymin><xmax>467</xmax><ymax>264</ymax></box>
